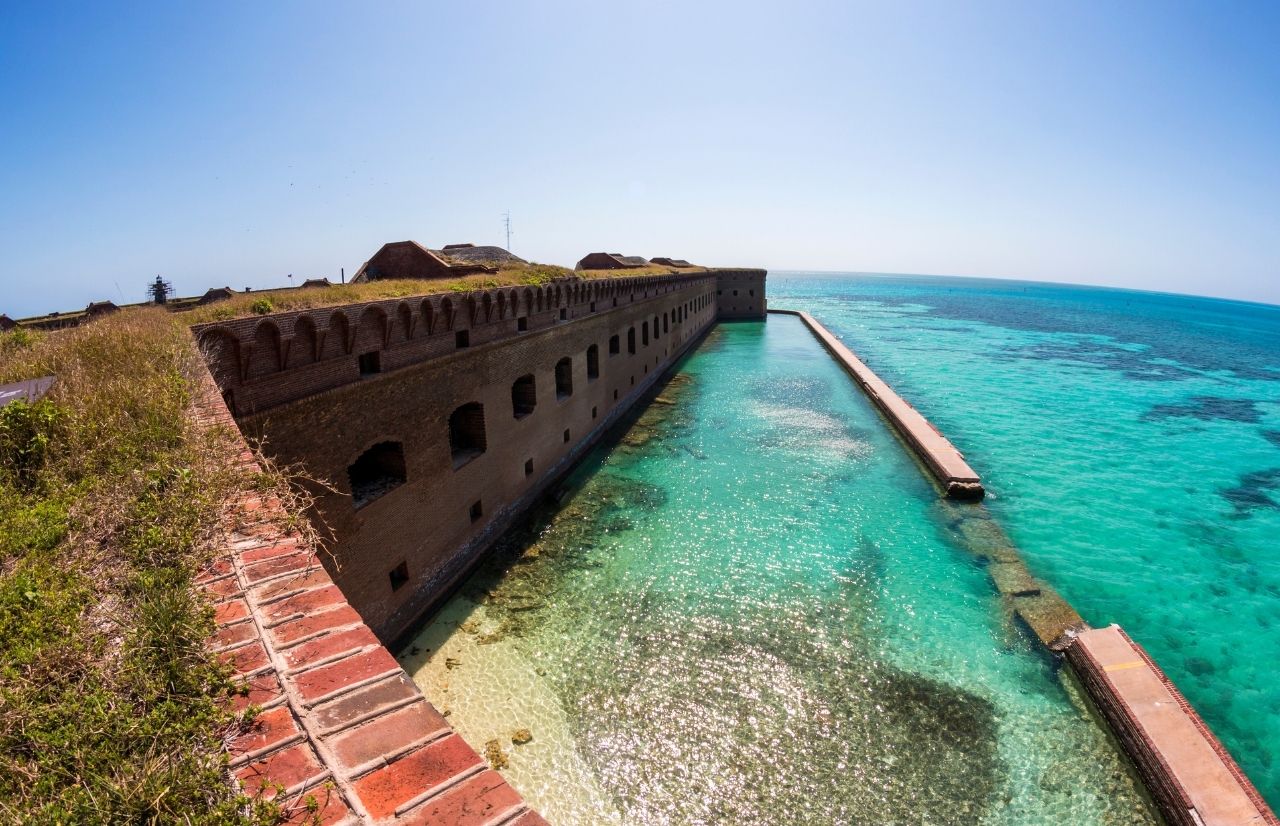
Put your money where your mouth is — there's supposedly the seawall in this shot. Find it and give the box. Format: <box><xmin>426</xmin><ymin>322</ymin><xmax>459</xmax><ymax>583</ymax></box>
<box><xmin>771</xmin><ymin>309</ymin><xmax>983</xmax><ymax>499</ymax></box>
<box><xmin>1069</xmin><ymin>626</ymin><xmax>1276</xmax><ymax>826</ymax></box>
<box><xmin>775</xmin><ymin>306</ymin><xmax>1276</xmax><ymax>826</ymax></box>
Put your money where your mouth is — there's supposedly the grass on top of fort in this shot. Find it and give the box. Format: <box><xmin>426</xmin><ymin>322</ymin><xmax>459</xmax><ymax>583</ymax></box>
<box><xmin>0</xmin><ymin>311</ymin><xmax>306</xmax><ymax>824</ymax></box>
<box><xmin>181</xmin><ymin>262</ymin><xmax>705</xmax><ymax>325</ymax></box>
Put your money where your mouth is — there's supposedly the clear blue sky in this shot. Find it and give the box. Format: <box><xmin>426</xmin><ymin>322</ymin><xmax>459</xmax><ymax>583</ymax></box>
<box><xmin>1</xmin><ymin>1</ymin><xmax>1277</xmax><ymax>316</ymax></box>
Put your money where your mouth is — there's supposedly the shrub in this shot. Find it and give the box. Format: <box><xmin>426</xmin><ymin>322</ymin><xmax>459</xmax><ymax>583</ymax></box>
<box><xmin>0</xmin><ymin>328</ymin><xmax>35</xmax><ymax>355</ymax></box>
<box><xmin>0</xmin><ymin>399</ymin><xmax>63</xmax><ymax>488</ymax></box>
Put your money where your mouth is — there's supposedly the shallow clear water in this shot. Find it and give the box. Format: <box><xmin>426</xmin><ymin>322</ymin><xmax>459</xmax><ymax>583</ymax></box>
<box><xmin>770</xmin><ymin>273</ymin><xmax>1280</xmax><ymax>810</ymax></box>
<box><xmin>402</xmin><ymin>313</ymin><xmax>1158</xmax><ymax>825</ymax></box>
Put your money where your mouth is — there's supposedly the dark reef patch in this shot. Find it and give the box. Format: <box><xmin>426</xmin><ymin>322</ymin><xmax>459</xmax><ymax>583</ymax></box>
<box><xmin>1142</xmin><ymin>396</ymin><xmax>1261</xmax><ymax>424</ymax></box>
<box><xmin>1220</xmin><ymin>468</ymin><xmax>1280</xmax><ymax>518</ymax></box>
<box><xmin>990</xmin><ymin>340</ymin><xmax>1179</xmax><ymax>382</ymax></box>
<box><xmin>562</xmin><ymin>594</ymin><xmax>1004</xmax><ymax>825</ymax></box>
<box><xmin>1263</xmin><ymin>430</ymin><xmax>1280</xmax><ymax>449</ymax></box>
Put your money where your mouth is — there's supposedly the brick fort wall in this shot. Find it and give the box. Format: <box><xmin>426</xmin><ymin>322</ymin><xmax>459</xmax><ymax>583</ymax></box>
<box><xmin>195</xmin><ymin>270</ymin><xmax>759</xmax><ymax>643</ymax></box>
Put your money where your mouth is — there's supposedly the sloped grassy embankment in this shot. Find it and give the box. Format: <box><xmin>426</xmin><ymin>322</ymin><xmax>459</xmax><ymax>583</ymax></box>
<box><xmin>0</xmin><ymin>311</ymin><xmax>293</xmax><ymax>823</ymax></box>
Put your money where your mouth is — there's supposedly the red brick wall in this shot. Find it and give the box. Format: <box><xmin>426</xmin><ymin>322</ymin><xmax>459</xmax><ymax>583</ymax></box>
<box><xmin>193</xmin><ymin>273</ymin><xmax>722</xmax><ymax>417</ymax></box>
<box><xmin>1066</xmin><ymin>626</ymin><xmax>1278</xmax><ymax>826</ymax></box>
<box><xmin>715</xmin><ymin>269</ymin><xmax>767</xmax><ymax>318</ymax></box>
<box><xmin>357</xmin><ymin>241</ymin><xmax>455</xmax><ymax>281</ymax></box>
<box><xmin>210</xmin><ymin>274</ymin><xmax>726</xmax><ymax>642</ymax></box>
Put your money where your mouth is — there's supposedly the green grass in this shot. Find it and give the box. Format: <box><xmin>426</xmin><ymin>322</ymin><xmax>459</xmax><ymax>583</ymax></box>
<box><xmin>0</xmin><ymin>310</ymin><xmax>288</xmax><ymax>824</ymax></box>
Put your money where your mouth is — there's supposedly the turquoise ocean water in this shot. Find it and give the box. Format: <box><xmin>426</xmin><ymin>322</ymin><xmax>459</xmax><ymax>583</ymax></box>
<box><xmin>768</xmin><ymin>273</ymin><xmax>1280</xmax><ymax>810</ymax></box>
<box><xmin>395</xmin><ymin>286</ymin><xmax>1257</xmax><ymax>823</ymax></box>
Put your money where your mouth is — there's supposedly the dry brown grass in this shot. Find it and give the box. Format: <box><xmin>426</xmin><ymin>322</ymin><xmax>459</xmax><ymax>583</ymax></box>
<box><xmin>181</xmin><ymin>263</ymin><xmax>574</xmax><ymax>325</ymax></box>
<box><xmin>0</xmin><ymin>309</ymin><xmax>285</xmax><ymax>824</ymax></box>
<box><xmin>179</xmin><ymin>263</ymin><xmax>701</xmax><ymax>325</ymax></box>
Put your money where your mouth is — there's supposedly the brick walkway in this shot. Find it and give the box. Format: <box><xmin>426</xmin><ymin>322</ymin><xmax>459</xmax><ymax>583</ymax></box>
<box><xmin>195</xmin><ymin>371</ymin><xmax>547</xmax><ymax>825</ymax></box>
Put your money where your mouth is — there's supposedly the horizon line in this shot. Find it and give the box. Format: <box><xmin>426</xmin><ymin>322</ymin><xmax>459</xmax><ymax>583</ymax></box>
<box><xmin>766</xmin><ymin>268</ymin><xmax>1280</xmax><ymax>313</ymax></box>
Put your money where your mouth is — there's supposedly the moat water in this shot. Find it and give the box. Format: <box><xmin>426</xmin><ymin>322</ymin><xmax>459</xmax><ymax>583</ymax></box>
<box><xmin>402</xmin><ymin>309</ymin><xmax>1165</xmax><ymax>825</ymax></box>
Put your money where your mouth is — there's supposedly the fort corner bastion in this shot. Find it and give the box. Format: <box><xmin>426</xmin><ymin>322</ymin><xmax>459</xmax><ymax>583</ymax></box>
<box><xmin>195</xmin><ymin>268</ymin><xmax>766</xmax><ymax>646</ymax></box>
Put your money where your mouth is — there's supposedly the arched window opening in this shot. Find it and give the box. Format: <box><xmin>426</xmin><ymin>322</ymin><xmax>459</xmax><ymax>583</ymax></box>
<box><xmin>349</xmin><ymin>441</ymin><xmax>406</xmax><ymax>508</ymax></box>
<box><xmin>555</xmin><ymin>357</ymin><xmax>573</xmax><ymax>400</ymax></box>
<box><xmin>449</xmin><ymin>403</ymin><xmax>486</xmax><ymax>467</ymax></box>
<box><xmin>609</xmin><ymin>334</ymin><xmax>620</xmax><ymax>355</ymax></box>
<box><xmin>642</xmin><ymin>321</ymin><xmax>649</xmax><ymax>347</ymax></box>
<box><xmin>627</xmin><ymin>327</ymin><xmax>636</xmax><ymax>355</ymax></box>
<box><xmin>587</xmin><ymin>345</ymin><xmax>600</xmax><ymax>381</ymax></box>
<box><xmin>512</xmin><ymin>374</ymin><xmax>537</xmax><ymax>418</ymax></box>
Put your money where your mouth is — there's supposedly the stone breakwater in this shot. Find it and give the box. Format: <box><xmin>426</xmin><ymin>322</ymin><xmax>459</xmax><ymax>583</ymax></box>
<box><xmin>772</xmin><ymin>307</ymin><xmax>1277</xmax><ymax>826</ymax></box>
<box><xmin>770</xmin><ymin>309</ymin><xmax>984</xmax><ymax>499</ymax></box>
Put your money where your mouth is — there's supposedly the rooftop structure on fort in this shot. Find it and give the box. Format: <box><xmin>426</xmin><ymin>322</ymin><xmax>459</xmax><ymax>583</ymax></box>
<box><xmin>574</xmin><ymin>251</ymin><xmax>651</xmax><ymax>270</ymax></box>
<box><xmin>353</xmin><ymin>241</ymin><xmax>528</xmax><ymax>282</ymax></box>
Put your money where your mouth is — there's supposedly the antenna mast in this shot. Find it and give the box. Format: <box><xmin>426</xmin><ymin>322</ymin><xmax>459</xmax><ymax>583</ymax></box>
<box><xmin>503</xmin><ymin>211</ymin><xmax>512</xmax><ymax>252</ymax></box>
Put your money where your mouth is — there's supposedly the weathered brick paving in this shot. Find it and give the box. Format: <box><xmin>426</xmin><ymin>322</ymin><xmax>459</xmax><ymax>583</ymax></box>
<box><xmin>194</xmin><ymin>371</ymin><xmax>547</xmax><ymax>825</ymax></box>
